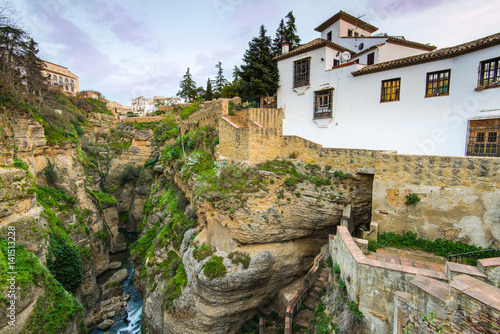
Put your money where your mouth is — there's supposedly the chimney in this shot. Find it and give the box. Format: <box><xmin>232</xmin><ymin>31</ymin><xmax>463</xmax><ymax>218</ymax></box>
<box><xmin>282</xmin><ymin>41</ymin><xmax>289</xmax><ymax>55</ymax></box>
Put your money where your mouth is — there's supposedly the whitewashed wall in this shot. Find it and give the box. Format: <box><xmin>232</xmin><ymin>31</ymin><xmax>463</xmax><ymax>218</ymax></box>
<box><xmin>278</xmin><ymin>44</ymin><xmax>500</xmax><ymax>156</ymax></box>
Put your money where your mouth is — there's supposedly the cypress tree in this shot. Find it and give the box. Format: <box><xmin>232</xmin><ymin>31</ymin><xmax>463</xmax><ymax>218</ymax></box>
<box><xmin>214</xmin><ymin>61</ymin><xmax>227</xmax><ymax>98</ymax></box>
<box><xmin>272</xmin><ymin>19</ymin><xmax>286</xmax><ymax>57</ymax></box>
<box><xmin>239</xmin><ymin>25</ymin><xmax>279</xmax><ymax>107</ymax></box>
<box><xmin>177</xmin><ymin>67</ymin><xmax>197</xmax><ymax>102</ymax></box>
<box><xmin>284</xmin><ymin>11</ymin><xmax>301</xmax><ymax>50</ymax></box>
<box><xmin>205</xmin><ymin>78</ymin><xmax>213</xmax><ymax>101</ymax></box>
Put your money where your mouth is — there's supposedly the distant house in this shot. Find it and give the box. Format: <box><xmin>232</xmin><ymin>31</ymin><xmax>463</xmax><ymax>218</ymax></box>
<box><xmin>276</xmin><ymin>11</ymin><xmax>500</xmax><ymax>157</ymax></box>
<box><xmin>42</xmin><ymin>60</ymin><xmax>79</xmax><ymax>94</ymax></box>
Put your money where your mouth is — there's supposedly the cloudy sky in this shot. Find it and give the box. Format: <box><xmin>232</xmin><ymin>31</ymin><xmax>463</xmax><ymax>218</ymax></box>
<box><xmin>11</xmin><ymin>0</ymin><xmax>500</xmax><ymax>105</ymax></box>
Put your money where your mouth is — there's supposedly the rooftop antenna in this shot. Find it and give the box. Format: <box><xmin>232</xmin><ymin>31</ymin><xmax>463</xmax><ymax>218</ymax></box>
<box><xmin>354</xmin><ymin>14</ymin><xmax>365</xmax><ymax>48</ymax></box>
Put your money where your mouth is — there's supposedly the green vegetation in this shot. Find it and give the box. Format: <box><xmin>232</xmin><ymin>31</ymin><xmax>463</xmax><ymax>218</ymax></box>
<box><xmin>192</xmin><ymin>243</ymin><xmax>215</xmax><ymax>262</ymax></box>
<box><xmin>348</xmin><ymin>301</ymin><xmax>364</xmax><ymax>320</ymax></box>
<box><xmin>36</xmin><ymin>186</ymin><xmax>76</xmax><ymax>211</ymax></box>
<box><xmin>376</xmin><ymin>231</ymin><xmax>497</xmax><ymax>265</ymax></box>
<box><xmin>228</xmin><ymin>251</ymin><xmax>251</xmax><ymax>269</ymax></box>
<box><xmin>43</xmin><ymin>161</ymin><xmax>58</xmax><ymax>186</ymax></box>
<box><xmin>87</xmin><ymin>189</ymin><xmax>117</xmax><ymax>208</ymax></box>
<box><xmin>13</xmin><ymin>159</ymin><xmax>29</xmax><ymax>171</ymax></box>
<box><xmin>163</xmin><ymin>262</ymin><xmax>187</xmax><ymax>310</ymax></box>
<box><xmin>203</xmin><ymin>255</ymin><xmax>226</xmax><ymax>279</ymax></box>
<box><xmin>0</xmin><ymin>239</ymin><xmax>84</xmax><ymax>333</ymax></box>
<box><xmin>405</xmin><ymin>192</ymin><xmax>421</xmax><ymax>205</ymax></box>
<box><xmin>46</xmin><ymin>235</ymin><xmax>83</xmax><ymax>292</ymax></box>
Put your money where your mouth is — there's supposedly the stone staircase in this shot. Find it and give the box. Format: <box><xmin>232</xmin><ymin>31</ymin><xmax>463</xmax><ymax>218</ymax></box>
<box><xmin>292</xmin><ymin>266</ymin><xmax>329</xmax><ymax>333</ymax></box>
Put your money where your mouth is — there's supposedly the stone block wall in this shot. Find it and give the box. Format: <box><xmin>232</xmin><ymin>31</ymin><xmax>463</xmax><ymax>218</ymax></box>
<box><xmin>283</xmin><ymin>135</ymin><xmax>500</xmax><ymax>248</ymax></box>
<box><xmin>184</xmin><ymin>97</ymin><xmax>241</xmax><ymax>131</ymax></box>
<box><xmin>331</xmin><ymin>226</ymin><xmax>447</xmax><ymax>333</ymax></box>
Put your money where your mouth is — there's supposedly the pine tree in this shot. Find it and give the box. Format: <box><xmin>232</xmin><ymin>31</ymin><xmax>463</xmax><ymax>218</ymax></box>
<box><xmin>205</xmin><ymin>78</ymin><xmax>213</xmax><ymax>100</ymax></box>
<box><xmin>239</xmin><ymin>25</ymin><xmax>279</xmax><ymax>107</ymax></box>
<box><xmin>177</xmin><ymin>67</ymin><xmax>197</xmax><ymax>102</ymax></box>
<box><xmin>272</xmin><ymin>19</ymin><xmax>286</xmax><ymax>57</ymax></box>
<box><xmin>284</xmin><ymin>11</ymin><xmax>301</xmax><ymax>50</ymax></box>
<box><xmin>214</xmin><ymin>61</ymin><xmax>227</xmax><ymax>98</ymax></box>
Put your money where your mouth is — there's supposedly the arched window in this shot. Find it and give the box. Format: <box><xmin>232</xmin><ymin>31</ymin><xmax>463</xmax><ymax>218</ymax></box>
<box><xmin>64</xmin><ymin>78</ymin><xmax>68</xmax><ymax>84</ymax></box>
<box><xmin>59</xmin><ymin>76</ymin><xmax>62</xmax><ymax>83</ymax></box>
<box><xmin>70</xmin><ymin>79</ymin><xmax>74</xmax><ymax>86</ymax></box>
<box><xmin>53</xmin><ymin>75</ymin><xmax>56</xmax><ymax>81</ymax></box>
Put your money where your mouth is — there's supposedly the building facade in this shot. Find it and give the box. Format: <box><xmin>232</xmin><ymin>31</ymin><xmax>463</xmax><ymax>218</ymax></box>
<box><xmin>42</xmin><ymin>60</ymin><xmax>79</xmax><ymax>94</ymax></box>
<box><xmin>276</xmin><ymin>11</ymin><xmax>500</xmax><ymax>157</ymax></box>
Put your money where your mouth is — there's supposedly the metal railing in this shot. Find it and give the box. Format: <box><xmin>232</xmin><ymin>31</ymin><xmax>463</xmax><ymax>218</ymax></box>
<box><xmin>447</xmin><ymin>248</ymin><xmax>500</xmax><ymax>265</ymax></box>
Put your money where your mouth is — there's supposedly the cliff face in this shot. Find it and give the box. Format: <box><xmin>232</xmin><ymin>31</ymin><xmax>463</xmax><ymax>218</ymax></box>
<box><xmin>0</xmin><ymin>100</ymin><xmax>156</xmax><ymax>333</ymax></box>
<box><xmin>131</xmin><ymin>129</ymin><xmax>373</xmax><ymax>334</ymax></box>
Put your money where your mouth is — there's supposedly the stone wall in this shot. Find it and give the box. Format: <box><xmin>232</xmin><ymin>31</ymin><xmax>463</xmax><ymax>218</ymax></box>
<box><xmin>183</xmin><ymin>97</ymin><xmax>241</xmax><ymax>131</ymax></box>
<box><xmin>282</xmin><ymin>135</ymin><xmax>500</xmax><ymax>248</ymax></box>
<box><xmin>396</xmin><ymin>274</ymin><xmax>500</xmax><ymax>334</ymax></box>
<box><xmin>330</xmin><ymin>226</ymin><xmax>447</xmax><ymax>333</ymax></box>
<box><xmin>218</xmin><ymin>108</ymin><xmax>284</xmax><ymax>164</ymax></box>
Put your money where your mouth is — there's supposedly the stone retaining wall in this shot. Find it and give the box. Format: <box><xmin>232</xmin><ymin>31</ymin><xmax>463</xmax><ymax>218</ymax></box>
<box><xmin>330</xmin><ymin>226</ymin><xmax>447</xmax><ymax>333</ymax></box>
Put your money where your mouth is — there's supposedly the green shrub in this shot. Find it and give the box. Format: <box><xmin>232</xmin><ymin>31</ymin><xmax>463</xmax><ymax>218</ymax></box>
<box><xmin>228</xmin><ymin>251</ymin><xmax>251</xmax><ymax>269</ymax></box>
<box><xmin>368</xmin><ymin>240</ymin><xmax>377</xmax><ymax>252</ymax></box>
<box><xmin>118</xmin><ymin>164</ymin><xmax>142</xmax><ymax>185</ymax></box>
<box><xmin>348</xmin><ymin>301</ymin><xmax>364</xmax><ymax>320</ymax></box>
<box><xmin>46</xmin><ymin>236</ymin><xmax>83</xmax><ymax>292</ymax></box>
<box><xmin>333</xmin><ymin>170</ymin><xmax>348</xmax><ymax>179</ymax></box>
<box><xmin>405</xmin><ymin>192</ymin><xmax>420</xmax><ymax>205</ymax></box>
<box><xmin>192</xmin><ymin>244</ymin><xmax>214</xmax><ymax>262</ymax></box>
<box><xmin>13</xmin><ymin>159</ymin><xmax>29</xmax><ymax>171</ymax></box>
<box><xmin>332</xmin><ymin>263</ymin><xmax>341</xmax><ymax>277</ymax></box>
<box><xmin>203</xmin><ymin>255</ymin><xmax>226</xmax><ymax>279</ymax></box>
<box><xmin>326</xmin><ymin>256</ymin><xmax>333</xmax><ymax>268</ymax></box>
<box><xmin>377</xmin><ymin>231</ymin><xmax>494</xmax><ymax>265</ymax></box>
<box><xmin>43</xmin><ymin>161</ymin><xmax>58</xmax><ymax>186</ymax></box>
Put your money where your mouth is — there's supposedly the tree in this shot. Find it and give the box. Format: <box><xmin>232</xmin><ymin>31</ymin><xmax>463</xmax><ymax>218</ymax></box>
<box><xmin>177</xmin><ymin>67</ymin><xmax>197</xmax><ymax>102</ymax></box>
<box><xmin>272</xmin><ymin>11</ymin><xmax>301</xmax><ymax>56</ymax></box>
<box><xmin>284</xmin><ymin>11</ymin><xmax>301</xmax><ymax>50</ymax></box>
<box><xmin>214</xmin><ymin>61</ymin><xmax>227</xmax><ymax>98</ymax></box>
<box><xmin>0</xmin><ymin>3</ymin><xmax>47</xmax><ymax>101</ymax></box>
<box><xmin>205</xmin><ymin>78</ymin><xmax>213</xmax><ymax>100</ymax></box>
<box><xmin>239</xmin><ymin>25</ymin><xmax>279</xmax><ymax>107</ymax></box>
<box><xmin>272</xmin><ymin>19</ymin><xmax>286</xmax><ymax>57</ymax></box>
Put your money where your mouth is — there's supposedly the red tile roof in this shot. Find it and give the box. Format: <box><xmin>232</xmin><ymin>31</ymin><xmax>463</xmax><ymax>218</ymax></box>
<box><xmin>275</xmin><ymin>38</ymin><xmax>353</xmax><ymax>61</ymax></box>
<box><xmin>315</xmin><ymin>11</ymin><xmax>378</xmax><ymax>33</ymax></box>
<box><xmin>352</xmin><ymin>32</ymin><xmax>500</xmax><ymax>76</ymax></box>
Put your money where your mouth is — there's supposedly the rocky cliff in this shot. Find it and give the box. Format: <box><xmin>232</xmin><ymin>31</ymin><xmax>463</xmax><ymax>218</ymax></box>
<box><xmin>131</xmin><ymin>127</ymin><xmax>373</xmax><ymax>334</ymax></box>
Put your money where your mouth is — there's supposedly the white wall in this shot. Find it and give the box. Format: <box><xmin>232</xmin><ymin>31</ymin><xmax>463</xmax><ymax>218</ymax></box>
<box><xmin>278</xmin><ymin>44</ymin><xmax>500</xmax><ymax>156</ymax></box>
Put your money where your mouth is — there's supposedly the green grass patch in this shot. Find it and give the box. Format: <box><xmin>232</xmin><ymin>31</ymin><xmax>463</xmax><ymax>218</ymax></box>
<box><xmin>203</xmin><ymin>255</ymin><xmax>226</xmax><ymax>279</ymax></box>
<box><xmin>228</xmin><ymin>251</ymin><xmax>251</xmax><ymax>269</ymax></box>
<box><xmin>192</xmin><ymin>244</ymin><xmax>215</xmax><ymax>262</ymax></box>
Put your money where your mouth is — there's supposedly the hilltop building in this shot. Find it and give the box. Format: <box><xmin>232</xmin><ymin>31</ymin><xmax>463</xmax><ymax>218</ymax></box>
<box><xmin>42</xmin><ymin>60</ymin><xmax>79</xmax><ymax>94</ymax></box>
<box><xmin>131</xmin><ymin>96</ymin><xmax>182</xmax><ymax>116</ymax></box>
<box><xmin>276</xmin><ymin>11</ymin><xmax>500</xmax><ymax>157</ymax></box>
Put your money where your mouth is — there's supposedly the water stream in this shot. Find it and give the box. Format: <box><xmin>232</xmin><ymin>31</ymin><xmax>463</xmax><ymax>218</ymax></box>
<box><xmin>89</xmin><ymin>229</ymin><xmax>142</xmax><ymax>334</ymax></box>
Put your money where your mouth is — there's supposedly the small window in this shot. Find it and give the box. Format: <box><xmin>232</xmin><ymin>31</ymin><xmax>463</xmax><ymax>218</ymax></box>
<box><xmin>367</xmin><ymin>52</ymin><xmax>375</xmax><ymax>65</ymax></box>
<box><xmin>326</xmin><ymin>31</ymin><xmax>332</xmax><ymax>41</ymax></box>
<box><xmin>71</xmin><ymin>87</ymin><xmax>74</xmax><ymax>92</ymax></box>
<box><xmin>347</xmin><ymin>29</ymin><xmax>353</xmax><ymax>37</ymax></box>
<box><xmin>426</xmin><ymin>70</ymin><xmax>450</xmax><ymax>97</ymax></box>
<box><xmin>64</xmin><ymin>78</ymin><xmax>68</xmax><ymax>83</ymax></box>
<box><xmin>59</xmin><ymin>76</ymin><xmax>62</xmax><ymax>83</ymax></box>
<box><xmin>70</xmin><ymin>79</ymin><xmax>74</xmax><ymax>86</ymax></box>
<box><xmin>333</xmin><ymin>59</ymin><xmax>340</xmax><ymax>67</ymax></box>
<box><xmin>314</xmin><ymin>89</ymin><xmax>333</xmax><ymax>119</ymax></box>
<box><xmin>467</xmin><ymin>118</ymin><xmax>500</xmax><ymax>157</ymax></box>
<box><xmin>293</xmin><ymin>58</ymin><xmax>310</xmax><ymax>88</ymax></box>
<box><xmin>53</xmin><ymin>75</ymin><xmax>56</xmax><ymax>81</ymax></box>
<box><xmin>479</xmin><ymin>57</ymin><xmax>500</xmax><ymax>88</ymax></box>
<box><xmin>381</xmin><ymin>78</ymin><xmax>400</xmax><ymax>102</ymax></box>
<box><xmin>354</xmin><ymin>32</ymin><xmax>359</xmax><ymax>37</ymax></box>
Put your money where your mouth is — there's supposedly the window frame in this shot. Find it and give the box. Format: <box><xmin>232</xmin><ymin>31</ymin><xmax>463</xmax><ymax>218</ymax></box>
<box><xmin>425</xmin><ymin>69</ymin><xmax>451</xmax><ymax>97</ymax></box>
<box><xmin>466</xmin><ymin>118</ymin><xmax>500</xmax><ymax>157</ymax></box>
<box><xmin>380</xmin><ymin>78</ymin><xmax>401</xmax><ymax>102</ymax></box>
<box><xmin>479</xmin><ymin>56</ymin><xmax>500</xmax><ymax>89</ymax></box>
<box><xmin>314</xmin><ymin>89</ymin><xmax>333</xmax><ymax>119</ymax></box>
<box><xmin>293</xmin><ymin>57</ymin><xmax>311</xmax><ymax>88</ymax></box>
<box><xmin>367</xmin><ymin>52</ymin><xmax>375</xmax><ymax>65</ymax></box>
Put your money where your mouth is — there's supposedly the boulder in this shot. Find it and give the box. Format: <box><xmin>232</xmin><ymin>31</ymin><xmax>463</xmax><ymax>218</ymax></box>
<box><xmin>108</xmin><ymin>269</ymin><xmax>129</xmax><ymax>284</ymax></box>
<box><xmin>97</xmin><ymin>319</ymin><xmax>114</xmax><ymax>330</ymax></box>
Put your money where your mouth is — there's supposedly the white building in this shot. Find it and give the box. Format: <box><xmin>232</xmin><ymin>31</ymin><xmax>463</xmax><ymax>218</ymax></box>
<box><xmin>276</xmin><ymin>11</ymin><xmax>500</xmax><ymax>157</ymax></box>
